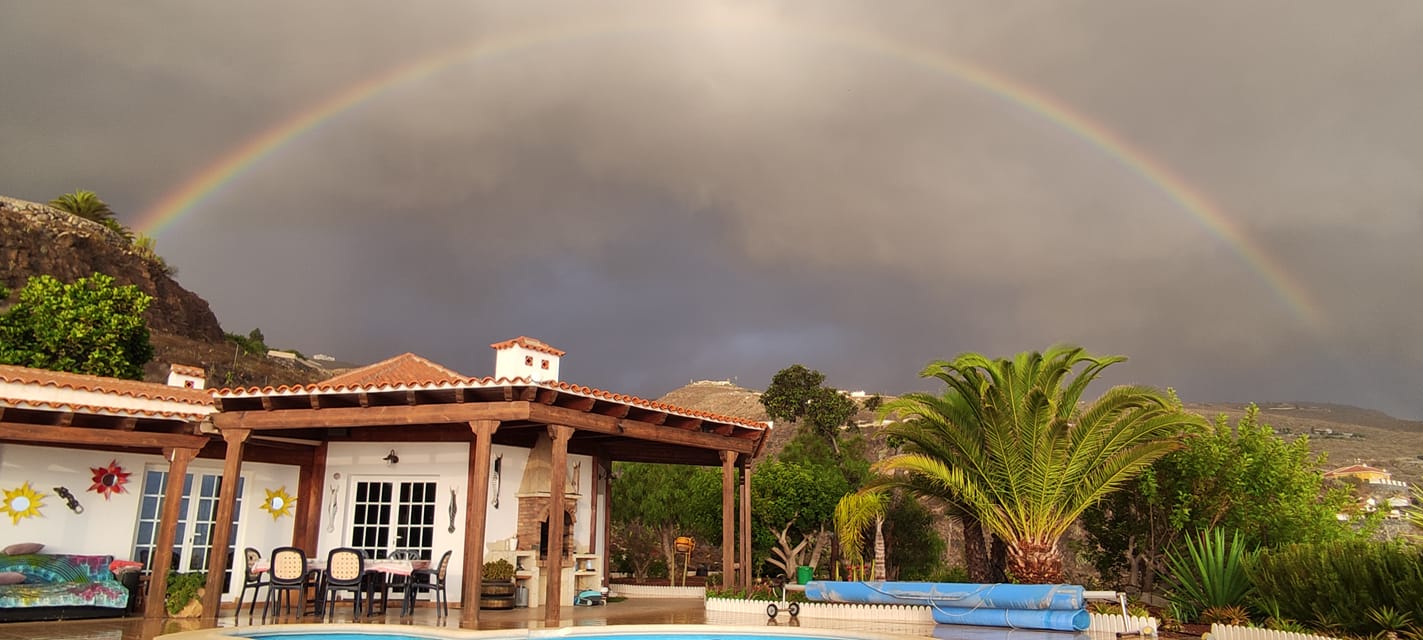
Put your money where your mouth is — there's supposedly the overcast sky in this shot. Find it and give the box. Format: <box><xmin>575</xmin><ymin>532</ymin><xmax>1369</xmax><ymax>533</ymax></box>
<box><xmin>4</xmin><ymin>2</ymin><xmax>1422</xmax><ymax>418</ymax></box>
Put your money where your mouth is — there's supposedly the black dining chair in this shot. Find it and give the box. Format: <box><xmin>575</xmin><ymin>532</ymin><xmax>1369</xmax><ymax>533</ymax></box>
<box><xmin>374</xmin><ymin>549</ymin><xmax>418</xmax><ymax>616</ymax></box>
<box><xmin>235</xmin><ymin>547</ymin><xmax>268</xmax><ymax>617</ymax></box>
<box><xmin>403</xmin><ymin>550</ymin><xmax>451</xmax><ymax>617</ymax></box>
<box><xmin>323</xmin><ymin>547</ymin><xmax>366</xmax><ymax>620</ymax></box>
<box><xmin>262</xmin><ymin>546</ymin><xmax>310</xmax><ymax>622</ymax></box>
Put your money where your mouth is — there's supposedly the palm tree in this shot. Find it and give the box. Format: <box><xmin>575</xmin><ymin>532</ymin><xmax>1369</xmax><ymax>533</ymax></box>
<box><xmin>49</xmin><ymin>190</ymin><xmax>130</xmax><ymax>240</ymax></box>
<box><xmin>834</xmin><ymin>489</ymin><xmax>888</xmax><ymax>581</ymax></box>
<box><xmin>876</xmin><ymin>346</ymin><xmax>1204</xmax><ymax>584</ymax></box>
<box><xmin>49</xmin><ymin>189</ymin><xmax>114</xmax><ymax>222</ymax></box>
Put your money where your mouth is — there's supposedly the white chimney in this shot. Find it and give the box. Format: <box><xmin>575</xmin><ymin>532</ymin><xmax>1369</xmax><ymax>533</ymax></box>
<box><xmin>167</xmin><ymin>364</ymin><xmax>207</xmax><ymax>390</ymax></box>
<box><xmin>490</xmin><ymin>337</ymin><xmax>564</xmax><ymax>382</ymax></box>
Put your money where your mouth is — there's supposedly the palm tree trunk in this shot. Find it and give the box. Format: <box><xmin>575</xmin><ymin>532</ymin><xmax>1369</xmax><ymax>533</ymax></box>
<box><xmin>871</xmin><ymin>515</ymin><xmax>887</xmax><ymax>581</ymax></box>
<box><xmin>1007</xmin><ymin>539</ymin><xmax>1063</xmax><ymax>584</ymax></box>
<box><xmin>989</xmin><ymin>533</ymin><xmax>1009</xmax><ymax>582</ymax></box>
<box><xmin>961</xmin><ymin>515</ymin><xmax>990</xmax><ymax>582</ymax></box>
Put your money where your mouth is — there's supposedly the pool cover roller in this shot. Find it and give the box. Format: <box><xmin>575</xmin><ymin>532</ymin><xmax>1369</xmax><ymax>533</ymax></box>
<box><xmin>804</xmin><ymin>581</ymin><xmax>1091</xmax><ymax>631</ymax></box>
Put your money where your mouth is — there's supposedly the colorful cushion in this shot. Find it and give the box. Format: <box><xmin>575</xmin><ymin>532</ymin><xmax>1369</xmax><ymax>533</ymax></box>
<box><xmin>0</xmin><ymin>572</ymin><xmax>24</xmax><ymax>585</ymax></box>
<box><xmin>2</xmin><ymin>543</ymin><xmax>43</xmax><ymax>555</ymax></box>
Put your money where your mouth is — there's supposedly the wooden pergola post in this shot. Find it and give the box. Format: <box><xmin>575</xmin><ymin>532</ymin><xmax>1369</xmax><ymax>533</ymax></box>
<box><xmin>544</xmin><ymin>424</ymin><xmax>573</xmax><ymax>626</ymax></box>
<box><xmin>740</xmin><ymin>457</ymin><xmax>752</xmax><ymax>589</ymax></box>
<box><xmin>293</xmin><ymin>442</ymin><xmax>327</xmax><ymax>551</ymax></box>
<box><xmin>145</xmin><ymin>446</ymin><xmax>199</xmax><ymax>619</ymax></box>
<box><xmin>459</xmin><ymin>419</ymin><xmax>499</xmax><ymax>627</ymax></box>
<box><xmin>720</xmin><ymin>450</ymin><xmax>736</xmax><ymax>588</ymax></box>
<box><xmin>203</xmin><ymin>428</ymin><xmax>250</xmax><ymax>620</ymax></box>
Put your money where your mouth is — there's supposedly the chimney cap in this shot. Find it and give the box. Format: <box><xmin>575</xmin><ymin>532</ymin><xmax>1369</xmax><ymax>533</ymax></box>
<box><xmin>490</xmin><ymin>336</ymin><xmax>565</xmax><ymax>357</ymax></box>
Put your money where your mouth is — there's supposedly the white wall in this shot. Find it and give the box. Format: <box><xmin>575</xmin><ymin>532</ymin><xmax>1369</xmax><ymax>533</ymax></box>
<box><xmin>0</xmin><ymin>439</ymin><xmax>601</xmax><ymax>605</ymax></box>
<box><xmin>0</xmin><ymin>443</ymin><xmax>297</xmax><ymax>601</ymax></box>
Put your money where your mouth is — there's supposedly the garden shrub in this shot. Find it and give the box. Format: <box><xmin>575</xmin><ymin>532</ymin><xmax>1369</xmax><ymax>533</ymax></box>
<box><xmin>1161</xmin><ymin>529</ymin><xmax>1254</xmax><ymax>622</ymax></box>
<box><xmin>1245</xmin><ymin>539</ymin><xmax>1423</xmax><ymax>635</ymax></box>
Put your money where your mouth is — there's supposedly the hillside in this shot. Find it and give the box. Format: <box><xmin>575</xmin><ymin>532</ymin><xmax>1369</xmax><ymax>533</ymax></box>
<box><xmin>1</xmin><ymin>195</ymin><xmax>329</xmax><ymax>390</ymax></box>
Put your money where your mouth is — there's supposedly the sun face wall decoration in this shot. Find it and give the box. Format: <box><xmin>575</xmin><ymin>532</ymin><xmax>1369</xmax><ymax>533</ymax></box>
<box><xmin>260</xmin><ymin>487</ymin><xmax>296</xmax><ymax>520</ymax></box>
<box><xmin>89</xmin><ymin>460</ymin><xmax>131</xmax><ymax>499</ymax></box>
<box><xmin>1</xmin><ymin>482</ymin><xmax>45</xmax><ymax>525</ymax></box>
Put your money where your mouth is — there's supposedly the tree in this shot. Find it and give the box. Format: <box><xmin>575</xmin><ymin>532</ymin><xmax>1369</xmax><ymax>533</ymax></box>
<box><xmin>752</xmin><ymin>459</ymin><xmax>848</xmax><ymax>577</ymax></box>
<box><xmin>0</xmin><ymin>273</ymin><xmax>153</xmax><ymax>379</ymax></box>
<box><xmin>882</xmin><ymin>491</ymin><xmax>946</xmax><ymax>580</ymax></box>
<box><xmin>610</xmin><ymin>462</ymin><xmax>721</xmax><ymax>576</ymax></box>
<box><xmin>1083</xmin><ymin>404</ymin><xmax>1359</xmax><ymax>591</ymax></box>
<box><xmin>835</xmin><ymin>489</ymin><xmax>888</xmax><ymax>581</ymax></box>
<box><xmin>877</xmin><ymin>346</ymin><xmax>1204</xmax><ymax>583</ymax></box>
<box><xmin>760</xmin><ymin>364</ymin><xmax>857</xmax><ymax>453</ymax></box>
<box><xmin>49</xmin><ymin>190</ymin><xmax>130</xmax><ymax>240</ymax></box>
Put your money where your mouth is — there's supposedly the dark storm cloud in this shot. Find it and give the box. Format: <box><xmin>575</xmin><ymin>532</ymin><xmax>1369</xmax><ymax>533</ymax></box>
<box><xmin>4</xmin><ymin>2</ymin><xmax>1422</xmax><ymax>416</ymax></box>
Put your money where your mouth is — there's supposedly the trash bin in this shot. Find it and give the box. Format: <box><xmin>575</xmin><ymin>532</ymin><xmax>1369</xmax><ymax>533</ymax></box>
<box><xmin>514</xmin><ymin>585</ymin><xmax>529</xmax><ymax>608</ymax></box>
<box><xmin>795</xmin><ymin>565</ymin><xmax>813</xmax><ymax>585</ymax></box>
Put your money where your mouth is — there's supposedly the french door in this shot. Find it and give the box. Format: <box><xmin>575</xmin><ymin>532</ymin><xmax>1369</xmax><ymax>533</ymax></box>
<box><xmin>347</xmin><ymin>477</ymin><xmax>437</xmax><ymax>560</ymax></box>
<box><xmin>133</xmin><ymin>469</ymin><xmax>245</xmax><ymax>584</ymax></box>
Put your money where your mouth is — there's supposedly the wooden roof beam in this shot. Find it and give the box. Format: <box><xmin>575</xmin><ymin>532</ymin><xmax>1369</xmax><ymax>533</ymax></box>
<box><xmin>0</xmin><ymin>422</ymin><xmax>209</xmax><ymax>450</ymax></box>
<box><xmin>528</xmin><ymin>404</ymin><xmax>755</xmax><ymax>455</ymax></box>
<box><xmin>595</xmin><ymin>404</ymin><xmax>631</xmax><ymax>418</ymax></box>
<box><xmin>213</xmin><ymin>402</ymin><xmax>529</xmax><ymax>430</ymax></box>
<box><xmin>536</xmin><ymin>388</ymin><xmax>558</xmax><ymax>405</ymax></box>
<box><xmin>561</xmin><ymin>396</ymin><xmax>596</xmax><ymax>412</ymax></box>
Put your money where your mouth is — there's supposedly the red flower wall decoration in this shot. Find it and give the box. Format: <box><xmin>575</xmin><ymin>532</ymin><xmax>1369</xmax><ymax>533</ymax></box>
<box><xmin>89</xmin><ymin>460</ymin><xmax>130</xmax><ymax>499</ymax></box>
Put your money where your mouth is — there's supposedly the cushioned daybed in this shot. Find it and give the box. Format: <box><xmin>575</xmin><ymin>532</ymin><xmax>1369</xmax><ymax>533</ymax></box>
<box><xmin>0</xmin><ymin>553</ymin><xmax>129</xmax><ymax>622</ymax></box>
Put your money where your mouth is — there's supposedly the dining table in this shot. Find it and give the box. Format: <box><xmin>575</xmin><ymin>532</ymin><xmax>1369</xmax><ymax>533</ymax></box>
<box><xmin>252</xmin><ymin>556</ymin><xmax>430</xmax><ymax>617</ymax></box>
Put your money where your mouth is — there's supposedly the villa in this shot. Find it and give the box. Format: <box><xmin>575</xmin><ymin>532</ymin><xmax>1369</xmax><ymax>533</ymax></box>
<box><xmin>0</xmin><ymin>337</ymin><xmax>767</xmax><ymax>626</ymax></box>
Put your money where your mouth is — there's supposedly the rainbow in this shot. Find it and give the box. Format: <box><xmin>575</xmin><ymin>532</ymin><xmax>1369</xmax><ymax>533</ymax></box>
<box><xmin>134</xmin><ymin>14</ymin><xmax>1323</xmax><ymax>328</ymax></box>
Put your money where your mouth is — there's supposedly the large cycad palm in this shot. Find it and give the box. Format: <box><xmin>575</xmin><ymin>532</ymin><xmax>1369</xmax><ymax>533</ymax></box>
<box><xmin>877</xmin><ymin>346</ymin><xmax>1202</xmax><ymax>584</ymax></box>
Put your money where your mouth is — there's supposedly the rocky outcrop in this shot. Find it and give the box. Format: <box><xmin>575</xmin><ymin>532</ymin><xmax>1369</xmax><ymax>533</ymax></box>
<box><xmin>0</xmin><ymin>195</ymin><xmax>224</xmax><ymax>342</ymax></box>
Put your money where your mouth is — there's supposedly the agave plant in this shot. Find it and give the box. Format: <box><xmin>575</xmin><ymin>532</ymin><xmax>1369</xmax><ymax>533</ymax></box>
<box><xmin>1368</xmin><ymin>606</ymin><xmax>1415</xmax><ymax>633</ymax></box>
<box><xmin>1162</xmin><ymin>528</ymin><xmax>1254</xmax><ymax>622</ymax></box>
<box><xmin>1201</xmin><ymin>605</ymin><xmax>1252</xmax><ymax>626</ymax></box>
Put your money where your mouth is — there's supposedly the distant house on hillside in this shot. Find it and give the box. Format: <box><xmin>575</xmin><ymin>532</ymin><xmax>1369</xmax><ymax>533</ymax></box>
<box><xmin>1325</xmin><ymin>463</ymin><xmax>1393</xmax><ymax>483</ymax></box>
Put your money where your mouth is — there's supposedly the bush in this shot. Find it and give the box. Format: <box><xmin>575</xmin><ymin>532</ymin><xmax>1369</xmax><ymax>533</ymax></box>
<box><xmin>165</xmin><ymin>571</ymin><xmax>207</xmax><ymax>615</ymax></box>
<box><xmin>1162</xmin><ymin>529</ymin><xmax>1254</xmax><ymax>623</ymax></box>
<box><xmin>1246</xmin><ymin>540</ymin><xmax>1423</xmax><ymax>635</ymax></box>
<box><xmin>647</xmin><ymin>558</ymin><xmax>669</xmax><ymax>579</ymax></box>
<box><xmin>482</xmin><ymin>558</ymin><xmax>514</xmax><ymax>582</ymax></box>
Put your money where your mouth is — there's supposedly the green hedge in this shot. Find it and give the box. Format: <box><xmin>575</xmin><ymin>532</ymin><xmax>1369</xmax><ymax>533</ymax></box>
<box><xmin>1245</xmin><ymin>540</ymin><xmax>1423</xmax><ymax>634</ymax></box>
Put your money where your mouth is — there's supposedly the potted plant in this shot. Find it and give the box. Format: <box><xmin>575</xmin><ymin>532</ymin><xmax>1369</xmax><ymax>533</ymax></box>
<box><xmin>480</xmin><ymin>559</ymin><xmax>516</xmax><ymax>609</ymax></box>
<box><xmin>165</xmin><ymin>571</ymin><xmax>207</xmax><ymax>618</ymax></box>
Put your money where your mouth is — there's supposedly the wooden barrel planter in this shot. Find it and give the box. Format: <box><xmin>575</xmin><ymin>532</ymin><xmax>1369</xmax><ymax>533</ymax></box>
<box><xmin>480</xmin><ymin>581</ymin><xmax>516</xmax><ymax>609</ymax></box>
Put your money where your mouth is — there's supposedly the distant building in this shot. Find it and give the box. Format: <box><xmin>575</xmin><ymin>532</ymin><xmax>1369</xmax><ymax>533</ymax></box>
<box><xmin>311</xmin><ymin>354</ymin><xmax>336</xmax><ymax>362</ymax></box>
<box><xmin>1324</xmin><ymin>463</ymin><xmax>1393</xmax><ymax>483</ymax></box>
<box><xmin>266</xmin><ymin>349</ymin><xmax>298</xmax><ymax>360</ymax></box>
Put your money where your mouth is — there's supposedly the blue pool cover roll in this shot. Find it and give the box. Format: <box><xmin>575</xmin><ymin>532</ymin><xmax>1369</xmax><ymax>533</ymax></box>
<box><xmin>803</xmin><ymin>581</ymin><xmax>1085</xmax><ymax>610</ymax></box>
<box><xmin>930</xmin><ymin>606</ymin><xmax>1091</xmax><ymax>631</ymax></box>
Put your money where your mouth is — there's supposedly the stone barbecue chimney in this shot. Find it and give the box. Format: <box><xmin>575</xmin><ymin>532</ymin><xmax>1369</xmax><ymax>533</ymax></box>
<box><xmin>490</xmin><ymin>336</ymin><xmax>564</xmax><ymax>382</ymax></box>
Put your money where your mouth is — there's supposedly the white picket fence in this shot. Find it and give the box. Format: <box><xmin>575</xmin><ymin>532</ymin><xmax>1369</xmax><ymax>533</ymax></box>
<box><xmin>707</xmin><ymin>598</ymin><xmax>1157</xmax><ymax>633</ymax></box>
<box><xmin>1087</xmin><ymin>612</ymin><xmax>1159</xmax><ymax>636</ymax></box>
<box><xmin>706</xmin><ymin>597</ymin><xmax>934</xmax><ymax>623</ymax></box>
<box><xmin>1209</xmin><ymin>624</ymin><xmax>1337</xmax><ymax>640</ymax></box>
<box><xmin>611</xmin><ymin>584</ymin><xmax>706</xmax><ymax>599</ymax></box>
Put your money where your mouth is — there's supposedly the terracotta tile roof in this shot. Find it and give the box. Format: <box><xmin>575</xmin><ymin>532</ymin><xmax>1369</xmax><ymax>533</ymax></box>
<box><xmin>214</xmin><ymin>371</ymin><xmax>766</xmax><ymax>430</ymax></box>
<box><xmin>1325</xmin><ymin>464</ymin><xmax>1389</xmax><ymax>477</ymax></box>
<box><xmin>0</xmin><ymin>364</ymin><xmax>213</xmax><ymax>406</ymax></box>
<box><xmin>490</xmin><ymin>336</ymin><xmax>565</xmax><ymax>357</ymax></box>
<box><xmin>318</xmin><ymin>353</ymin><xmax>467</xmax><ymax>388</ymax></box>
<box><xmin>169</xmin><ymin>364</ymin><xmax>206</xmax><ymax>377</ymax></box>
<box><xmin>0</xmin><ymin>395</ymin><xmax>211</xmax><ymax>421</ymax></box>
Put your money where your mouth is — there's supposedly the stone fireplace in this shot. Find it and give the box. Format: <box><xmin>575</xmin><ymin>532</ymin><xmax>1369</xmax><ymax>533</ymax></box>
<box><xmin>515</xmin><ymin>433</ymin><xmax>579</xmax><ymax>560</ymax></box>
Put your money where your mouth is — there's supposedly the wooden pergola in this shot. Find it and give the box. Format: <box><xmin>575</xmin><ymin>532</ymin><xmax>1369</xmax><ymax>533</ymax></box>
<box><xmin>0</xmin><ymin>364</ymin><xmax>216</xmax><ymax>620</ymax></box>
<box><xmin>208</xmin><ymin>361</ymin><xmax>768</xmax><ymax>626</ymax></box>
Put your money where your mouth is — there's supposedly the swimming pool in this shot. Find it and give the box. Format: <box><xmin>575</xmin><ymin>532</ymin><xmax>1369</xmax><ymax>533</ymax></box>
<box><xmin>160</xmin><ymin>624</ymin><xmax>927</xmax><ymax>640</ymax></box>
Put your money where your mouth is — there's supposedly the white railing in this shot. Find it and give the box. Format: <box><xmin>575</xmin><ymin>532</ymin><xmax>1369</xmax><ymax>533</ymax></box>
<box><xmin>1088</xmin><ymin>613</ymin><xmax>1160</xmax><ymax>636</ymax></box>
<box><xmin>1368</xmin><ymin>479</ymin><xmax>1409</xmax><ymax>488</ymax></box>
<box><xmin>1209</xmin><ymin>624</ymin><xmax>1337</xmax><ymax>640</ymax></box>
<box><xmin>612</xmin><ymin>584</ymin><xmax>706</xmax><ymax>598</ymax></box>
